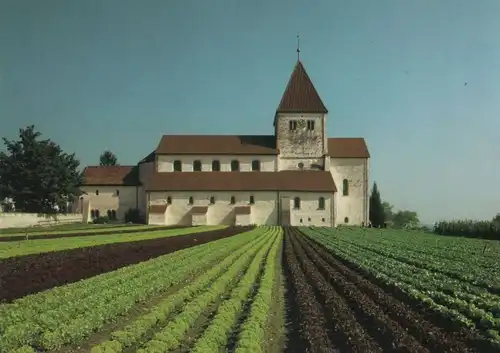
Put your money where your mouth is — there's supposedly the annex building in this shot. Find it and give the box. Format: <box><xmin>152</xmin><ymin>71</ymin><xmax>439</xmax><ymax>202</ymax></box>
<box><xmin>79</xmin><ymin>60</ymin><xmax>370</xmax><ymax>226</ymax></box>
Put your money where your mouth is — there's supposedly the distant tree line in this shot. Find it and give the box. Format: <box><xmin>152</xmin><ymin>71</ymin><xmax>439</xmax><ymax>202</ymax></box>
<box><xmin>433</xmin><ymin>216</ymin><xmax>500</xmax><ymax>240</ymax></box>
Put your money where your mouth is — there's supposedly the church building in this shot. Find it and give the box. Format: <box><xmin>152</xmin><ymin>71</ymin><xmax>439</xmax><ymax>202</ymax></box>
<box><xmin>80</xmin><ymin>60</ymin><xmax>370</xmax><ymax>226</ymax></box>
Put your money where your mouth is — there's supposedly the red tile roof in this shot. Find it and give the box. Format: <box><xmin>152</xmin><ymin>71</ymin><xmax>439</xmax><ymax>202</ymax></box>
<box><xmin>146</xmin><ymin>171</ymin><xmax>336</xmax><ymax>192</ymax></box>
<box><xmin>234</xmin><ymin>206</ymin><xmax>251</xmax><ymax>215</ymax></box>
<box><xmin>82</xmin><ymin>166</ymin><xmax>139</xmax><ymax>186</ymax></box>
<box><xmin>276</xmin><ymin>61</ymin><xmax>328</xmax><ymax>114</ymax></box>
<box><xmin>328</xmin><ymin>138</ymin><xmax>370</xmax><ymax>158</ymax></box>
<box><xmin>156</xmin><ymin>135</ymin><xmax>277</xmax><ymax>155</ymax></box>
<box><xmin>191</xmin><ymin>206</ymin><xmax>208</xmax><ymax>214</ymax></box>
<box><xmin>149</xmin><ymin>204</ymin><xmax>167</xmax><ymax>214</ymax></box>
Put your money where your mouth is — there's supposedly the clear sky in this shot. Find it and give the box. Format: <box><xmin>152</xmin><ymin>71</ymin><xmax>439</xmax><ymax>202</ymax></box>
<box><xmin>1</xmin><ymin>0</ymin><xmax>499</xmax><ymax>224</ymax></box>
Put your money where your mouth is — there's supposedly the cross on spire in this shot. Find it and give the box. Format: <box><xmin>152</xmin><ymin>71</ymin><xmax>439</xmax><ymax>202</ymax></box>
<box><xmin>296</xmin><ymin>33</ymin><xmax>300</xmax><ymax>61</ymax></box>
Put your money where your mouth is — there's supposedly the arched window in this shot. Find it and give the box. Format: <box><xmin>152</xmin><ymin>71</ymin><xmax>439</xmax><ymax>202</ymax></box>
<box><xmin>173</xmin><ymin>160</ymin><xmax>182</xmax><ymax>172</ymax></box>
<box><xmin>230</xmin><ymin>196</ymin><xmax>235</xmax><ymax>204</ymax></box>
<box><xmin>193</xmin><ymin>160</ymin><xmax>202</xmax><ymax>171</ymax></box>
<box><xmin>231</xmin><ymin>160</ymin><xmax>240</xmax><ymax>171</ymax></box>
<box><xmin>212</xmin><ymin>160</ymin><xmax>220</xmax><ymax>171</ymax></box>
<box><xmin>298</xmin><ymin>163</ymin><xmax>304</xmax><ymax>170</ymax></box>
<box><xmin>188</xmin><ymin>196</ymin><xmax>194</xmax><ymax>205</ymax></box>
<box><xmin>116</xmin><ymin>189</ymin><xmax>120</xmax><ymax>196</ymax></box>
<box><xmin>342</xmin><ymin>179</ymin><xmax>349</xmax><ymax>196</ymax></box>
<box><xmin>167</xmin><ymin>196</ymin><xmax>172</xmax><ymax>204</ymax></box>
<box><xmin>90</xmin><ymin>209</ymin><xmax>95</xmax><ymax>219</ymax></box>
<box><xmin>318</xmin><ymin>197</ymin><xmax>325</xmax><ymax>210</ymax></box>
<box><xmin>251</xmin><ymin>160</ymin><xmax>261</xmax><ymax>171</ymax></box>
<box><xmin>210</xmin><ymin>196</ymin><xmax>215</xmax><ymax>204</ymax></box>
<box><xmin>294</xmin><ymin>197</ymin><xmax>301</xmax><ymax>209</ymax></box>
<box><xmin>111</xmin><ymin>210</ymin><xmax>117</xmax><ymax>220</ymax></box>
<box><xmin>95</xmin><ymin>190</ymin><xmax>99</xmax><ymax>195</ymax></box>
<box><xmin>249</xmin><ymin>195</ymin><xmax>255</xmax><ymax>204</ymax></box>
<box><xmin>344</xmin><ymin>217</ymin><xmax>349</xmax><ymax>224</ymax></box>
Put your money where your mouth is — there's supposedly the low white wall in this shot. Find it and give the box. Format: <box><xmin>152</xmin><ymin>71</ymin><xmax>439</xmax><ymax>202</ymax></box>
<box><xmin>0</xmin><ymin>213</ymin><xmax>83</xmax><ymax>229</ymax></box>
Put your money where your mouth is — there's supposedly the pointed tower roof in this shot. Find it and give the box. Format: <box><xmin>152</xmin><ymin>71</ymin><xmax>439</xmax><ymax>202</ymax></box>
<box><xmin>276</xmin><ymin>61</ymin><xmax>328</xmax><ymax>114</ymax></box>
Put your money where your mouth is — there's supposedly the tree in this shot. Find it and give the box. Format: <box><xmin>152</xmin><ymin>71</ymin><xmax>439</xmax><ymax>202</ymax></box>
<box><xmin>392</xmin><ymin>210</ymin><xmax>420</xmax><ymax>228</ymax></box>
<box><xmin>99</xmin><ymin>150</ymin><xmax>118</xmax><ymax>166</ymax></box>
<box><xmin>382</xmin><ymin>201</ymin><xmax>394</xmax><ymax>222</ymax></box>
<box><xmin>369</xmin><ymin>182</ymin><xmax>385</xmax><ymax>227</ymax></box>
<box><xmin>0</xmin><ymin>125</ymin><xmax>83</xmax><ymax>213</ymax></box>
<box><xmin>492</xmin><ymin>213</ymin><xmax>500</xmax><ymax>226</ymax></box>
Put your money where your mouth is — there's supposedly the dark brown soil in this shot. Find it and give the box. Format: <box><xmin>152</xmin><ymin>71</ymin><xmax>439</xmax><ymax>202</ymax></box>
<box><xmin>283</xmin><ymin>227</ymin><xmax>496</xmax><ymax>353</ymax></box>
<box><xmin>0</xmin><ymin>225</ymin><xmax>188</xmax><ymax>242</ymax></box>
<box><xmin>0</xmin><ymin>226</ymin><xmax>253</xmax><ymax>302</ymax></box>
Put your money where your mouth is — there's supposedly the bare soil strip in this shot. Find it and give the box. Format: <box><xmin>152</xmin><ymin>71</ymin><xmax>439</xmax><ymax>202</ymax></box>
<box><xmin>0</xmin><ymin>226</ymin><xmax>253</xmax><ymax>302</ymax></box>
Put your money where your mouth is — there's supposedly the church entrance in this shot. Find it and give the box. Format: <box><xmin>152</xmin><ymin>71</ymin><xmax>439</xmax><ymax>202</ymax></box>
<box><xmin>279</xmin><ymin>196</ymin><xmax>291</xmax><ymax>226</ymax></box>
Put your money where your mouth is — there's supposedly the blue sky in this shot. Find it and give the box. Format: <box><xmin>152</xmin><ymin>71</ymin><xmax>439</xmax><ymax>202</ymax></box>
<box><xmin>1</xmin><ymin>0</ymin><xmax>499</xmax><ymax>224</ymax></box>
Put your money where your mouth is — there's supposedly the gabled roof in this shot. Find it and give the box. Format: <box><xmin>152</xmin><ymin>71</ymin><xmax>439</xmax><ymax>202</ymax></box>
<box><xmin>146</xmin><ymin>171</ymin><xmax>336</xmax><ymax>192</ymax></box>
<box><xmin>328</xmin><ymin>138</ymin><xmax>370</xmax><ymax>158</ymax></box>
<box><xmin>156</xmin><ymin>135</ymin><xmax>277</xmax><ymax>155</ymax></box>
<box><xmin>276</xmin><ymin>61</ymin><xmax>328</xmax><ymax>115</ymax></box>
<box><xmin>82</xmin><ymin>166</ymin><xmax>139</xmax><ymax>186</ymax></box>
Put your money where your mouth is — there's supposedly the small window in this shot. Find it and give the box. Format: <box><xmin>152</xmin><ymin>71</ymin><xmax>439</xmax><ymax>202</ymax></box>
<box><xmin>96</xmin><ymin>190</ymin><xmax>99</xmax><ymax>195</ymax></box>
<box><xmin>344</xmin><ymin>217</ymin><xmax>349</xmax><ymax>224</ymax></box>
<box><xmin>298</xmin><ymin>162</ymin><xmax>304</xmax><ymax>170</ymax></box>
<box><xmin>111</xmin><ymin>210</ymin><xmax>117</xmax><ymax>220</ymax></box>
<box><xmin>289</xmin><ymin>120</ymin><xmax>297</xmax><ymax>130</ymax></box>
<box><xmin>322</xmin><ymin>217</ymin><xmax>325</xmax><ymax>222</ymax></box>
<box><xmin>343</xmin><ymin>179</ymin><xmax>349</xmax><ymax>196</ymax></box>
<box><xmin>231</xmin><ymin>160</ymin><xmax>240</xmax><ymax>171</ymax></box>
<box><xmin>308</xmin><ymin>217</ymin><xmax>311</xmax><ymax>221</ymax></box>
<box><xmin>249</xmin><ymin>195</ymin><xmax>254</xmax><ymax>204</ymax></box>
<box><xmin>230</xmin><ymin>196</ymin><xmax>235</xmax><ymax>204</ymax></box>
<box><xmin>193</xmin><ymin>160</ymin><xmax>202</xmax><ymax>171</ymax></box>
<box><xmin>318</xmin><ymin>197</ymin><xmax>325</xmax><ymax>210</ymax></box>
<box><xmin>300</xmin><ymin>218</ymin><xmax>303</xmax><ymax>223</ymax></box>
<box><xmin>212</xmin><ymin>160</ymin><xmax>220</xmax><ymax>171</ymax></box>
<box><xmin>167</xmin><ymin>196</ymin><xmax>172</xmax><ymax>204</ymax></box>
<box><xmin>210</xmin><ymin>196</ymin><xmax>215</xmax><ymax>204</ymax></box>
<box><xmin>116</xmin><ymin>189</ymin><xmax>120</xmax><ymax>196</ymax></box>
<box><xmin>251</xmin><ymin>160</ymin><xmax>261</xmax><ymax>171</ymax></box>
<box><xmin>173</xmin><ymin>160</ymin><xmax>182</xmax><ymax>172</ymax></box>
<box><xmin>188</xmin><ymin>196</ymin><xmax>193</xmax><ymax>205</ymax></box>
<box><xmin>294</xmin><ymin>197</ymin><xmax>301</xmax><ymax>209</ymax></box>
<box><xmin>307</xmin><ymin>120</ymin><xmax>315</xmax><ymax>130</ymax></box>
<box><xmin>90</xmin><ymin>210</ymin><xmax>95</xmax><ymax>219</ymax></box>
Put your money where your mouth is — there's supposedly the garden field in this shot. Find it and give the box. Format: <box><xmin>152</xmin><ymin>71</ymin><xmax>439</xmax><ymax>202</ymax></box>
<box><xmin>0</xmin><ymin>226</ymin><xmax>499</xmax><ymax>353</ymax></box>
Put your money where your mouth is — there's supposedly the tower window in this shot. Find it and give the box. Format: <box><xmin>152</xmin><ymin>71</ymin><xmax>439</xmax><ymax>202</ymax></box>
<box><xmin>212</xmin><ymin>160</ymin><xmax>220</xmax><ymax>171</ymax></box>
<box><xmin>289</xmin><ymin>120</ymin><xmax>297</xmax><ymax>130</ymax></box>
<box><xmin>193</xmin><ymin>160</ymin><xmax>202</xmax><ymax>171</ymax></box>
<box><xmin>173</xmin><ymin>160</ymin><xmax>182</xmax><ymax>172</ymax></box>
<box><xmin>251</xmin><ymin>160</ymin><xmax>261</xmax><ymax>171</ymax></box>
<box><xmin>231</xmin><ymin>160</ymin><xmax>240</xmax><ymax>171</ymax></box>
<box><xmin>343</xmin><ymin>179</ymin><xmax>349</xmax><ymax>196</ymax></box>
<box><xmin>307</xmin><ymin>120</ymin><xmax>315</xmax><ymax>130</ymax></box>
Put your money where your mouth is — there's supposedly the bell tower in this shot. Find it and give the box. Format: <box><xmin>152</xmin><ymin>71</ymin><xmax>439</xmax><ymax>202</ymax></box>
<box><xmin>274</xmin><ymin>60</ymin><xmax>328</xmax><ymax>171</ymax></box>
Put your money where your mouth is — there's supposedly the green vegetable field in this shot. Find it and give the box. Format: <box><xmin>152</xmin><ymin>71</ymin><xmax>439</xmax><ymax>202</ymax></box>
<box><xmin>0</xmin><ymin>225</ymin><xmax>499</xmax><ymax>353</ymax></box>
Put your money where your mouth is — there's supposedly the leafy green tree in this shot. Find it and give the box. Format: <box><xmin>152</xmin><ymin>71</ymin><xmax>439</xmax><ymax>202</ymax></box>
<box><xmin>382</xmin><ymin>201</ymin><xmax>394</xmax><ymax>222</ymax></box>
<box><xmin>393</xmin><ymin>210</ymin><xmax>420</xmax><ymax>228</ymax></box>
<box><xmin>0</xmin><ymin>125</ymin><xmax>82</xmax><ymax>213</ymax></box>
<box><xmin>492</xmin><ymin>213</ymin><xmax>500</xmax><ymax>225</ymax></box>
<box><xmin>99</xmin><ymin>150</ymin><xmax>118</xmax><ymax>166</ymax></box>
<box><xmin>369</xmin><ymin>182</ymin><xmax>385</xmax><ymax>227</ymax></box>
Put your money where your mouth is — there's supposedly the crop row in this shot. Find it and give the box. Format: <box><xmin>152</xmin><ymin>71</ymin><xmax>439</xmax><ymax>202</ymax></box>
<box><xmin>90</xmin><ymin>227</ymin><xmax>277</xmax><ymax>352</ymax></box>
<box><xmin>0</xmin><ymin>225</ymin><xmax>225</xmax><ymax>258</ymax></box>
<box><xmin>0</xmin><ymin>227</ymin><xmax>259</xmax><ymax>353</ymax></box>
<box><xmin>304</xmin><ymin>227</ymin><xmax>500</xmax><ymax>348</ymax></box>
<box><xmin>135</xmin><ymin>228</ymin><xmax>280</xmax><ymax>353</ymax></box>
